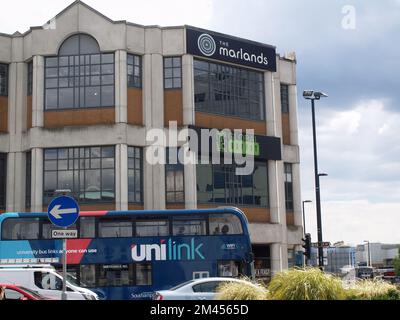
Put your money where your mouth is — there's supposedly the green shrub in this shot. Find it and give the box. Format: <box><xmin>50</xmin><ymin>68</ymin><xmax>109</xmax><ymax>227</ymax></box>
<box><xmin>346</xmin><ymin>279</ymin><xmax>400</xmax><ymax>300</ymax></box>
<box><xmin>267</xmin><ymin>268</ymin><xmax>346</xmax><ymax>300</ymax></box>
<box><xmin>216</xmin><ymin>279</ymin><xmax>269</xmax><ymax>300</ymax></box>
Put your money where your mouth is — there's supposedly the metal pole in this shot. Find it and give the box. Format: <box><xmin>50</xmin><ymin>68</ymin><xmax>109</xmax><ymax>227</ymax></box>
<box><xmin>302</xmin><ymin>201</ymin><xmax>307</xmax><ymax>267</ymax></box>
<box><xmin>311</xmin><ymin>99</ymin><xmax>324</xmax><ymax>269</ymax></box>
<box><xmin>62</xmin><ymin>236</ymin><xmax>67</xmax><ymax>300</ymax></box>
<box><xmin>302</xmin><ymin>201</ymin><xmax>306</xmax><ymax>236</ymax></box>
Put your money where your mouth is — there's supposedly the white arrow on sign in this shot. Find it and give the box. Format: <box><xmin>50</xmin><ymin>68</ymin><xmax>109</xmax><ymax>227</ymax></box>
<box><xmin>50</xmin><ymin>205</ymin><xmax>77</xmax><ymax>219</ymax></box>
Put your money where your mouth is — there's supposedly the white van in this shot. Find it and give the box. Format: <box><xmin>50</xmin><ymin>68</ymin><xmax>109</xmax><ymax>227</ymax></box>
<box><xmin>0</xmin><ymin>265</ymin><xmax>98</xmax><ymax>300</ymax></box>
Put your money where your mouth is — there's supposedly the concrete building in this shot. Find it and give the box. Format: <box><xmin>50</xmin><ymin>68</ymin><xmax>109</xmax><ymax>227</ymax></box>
<box><xmin>356</xmin><ymin>243</ymin><xmax>400</xmax><ymax>268</ymax></box>
<box><xmin>0</xmin><ymin>1</ymin><xmax>302</xmax><ymax>278</ymax></box>
<box><xmin>309</xmin><ymin>242</ymin><xmax>356</xmax><ymax>275</ymax></box>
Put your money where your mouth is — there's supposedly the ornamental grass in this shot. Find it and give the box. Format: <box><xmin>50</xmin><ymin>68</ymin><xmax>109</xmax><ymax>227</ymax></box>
<box><xmin>267</xmin><ymin>267</ymin><xmax>346</xmax><ymax>300</ymax></box>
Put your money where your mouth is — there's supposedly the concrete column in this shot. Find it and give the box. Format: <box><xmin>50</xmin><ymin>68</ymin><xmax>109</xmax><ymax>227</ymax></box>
<box><xmin>115</xmin><ymin>50</ymin><xmax>128</xmax><ymax>123</ymax></box>
<box><xmin>273</xmin><ymin>73</ymin><xmax>283</xmax><ymax>141</ymax></box>
<box><xmin>143</xmin><ymin>146</ymin><xmax>153</xmax><ymax>210</ymax></box>
<box><xmin>143</xmin><ymin>145</ymin><xmax>166</xmax><ymax>210</ymax></box>
<box><xmin>270</xmin><ymin>243</ymin><xmax>283</xmax><ymax>275</ymax></box>
<box><xmin>268</xmin><ymin>160</ymin><xmax>280</xmax><ymax>224</ymax></box>
<box><xmin>32</xmin><ymin>56</ymin><xmax>44</xmax><ymax>128</ymax></box>
<box><xmin>184</xmin><ymin>149</ymin><xmax>197</xmax><ymax>209</ymax></box>
<box><xmin>31</xmin><ymin>148</ymin><xmax>43</xmax><ymax>212</ymax></box>
<box><xmin>6</xmin><ymin>153</ymin><xmax>25</xmax><ymax>212</ymax></box>
<box><xmin>264</xmin><ymin>71</ymin><xmax>276</xmax><ymax>136</ymax></box>
<box><xmin>115</xmin><ymin>144</ymin><xmax>128</xmax><ymax>211</ymax></box>
<box><xmin>8</xmin><ymin>62</ymin><xmax>26</xmax><ymax>147</ymax></box>
<box><xmin>182</xmin><ymin>54</ymin><xmax>194</xmax><ymax>125</ymax></box>
<box><xmin>277</xmin><ymin>160</ymin><xmax>288</xmax><ymax>227</ymax></box>
<box><xmin>288</xmin><ymin>85</ymin><xmax>299</xmax><ymax>145</ymax></box>
<box><xmin>142</xmin><ymin>54</ymin><xmax>152</xmax><ymax>129</ymax></box>
<box><xmin>151</xmin><ymin>54</ymin><xmax>164</xmax><ymax>129</ymax></box>
<box><xmin>292</xmin><ymin>163</ymin><xmax>302</xmax><ymax>227</ymax></box>
<box><xmin>6</xmin><ymin>61</ymin><xmax>26</xmax><ymax>212</ymax></box>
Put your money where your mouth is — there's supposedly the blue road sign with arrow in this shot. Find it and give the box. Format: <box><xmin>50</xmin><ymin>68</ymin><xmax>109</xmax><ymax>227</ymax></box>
<box><xmin>47</xmin><ymin>196</ymin><xmax>80</xmax><ymax>228</ymax></box>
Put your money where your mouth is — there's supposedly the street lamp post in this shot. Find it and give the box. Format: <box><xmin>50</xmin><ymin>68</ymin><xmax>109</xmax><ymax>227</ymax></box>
<box><xmin>303</xmin><ymin>90</ymin><xmax>328</xmax><ymax>269</ymax></box>
<box><xmin>302</xmin><ymin>200</ymin><xmax>312</xmax><ymax>236</ymax></box>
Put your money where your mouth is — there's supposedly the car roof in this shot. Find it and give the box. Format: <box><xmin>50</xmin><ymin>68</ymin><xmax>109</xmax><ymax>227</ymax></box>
<box><xmin>158</xmin><ymin>277</ymin><xmax>248</xmax><ymax>292</ymax></box>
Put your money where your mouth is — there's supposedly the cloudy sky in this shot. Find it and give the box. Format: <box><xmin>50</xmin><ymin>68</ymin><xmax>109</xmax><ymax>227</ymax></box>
<box><xmin>1</xmin><ymin>0</ymin><xmax>399</xmax><ymax>245</ymax></box>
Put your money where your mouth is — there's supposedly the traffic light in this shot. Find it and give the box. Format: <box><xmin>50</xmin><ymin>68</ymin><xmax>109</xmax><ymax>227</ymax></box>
<box><xmin>302</xmin><ymin>233</ymin><xmax>311</xmax><ymax>259</ymax></box>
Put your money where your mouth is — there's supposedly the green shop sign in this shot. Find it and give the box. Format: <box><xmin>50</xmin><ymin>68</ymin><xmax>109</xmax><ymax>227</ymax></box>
<box><xmin>216</xmin><ymin>133</ymin><xmax>260</xmax><ymax>156</ymax></box>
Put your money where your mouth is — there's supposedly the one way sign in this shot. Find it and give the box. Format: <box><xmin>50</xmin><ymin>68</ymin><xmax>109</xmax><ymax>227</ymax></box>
<box><xmin>47</xmin><ymin>196</ymin><xmax>79</xmax><ymax>228</ymax></box>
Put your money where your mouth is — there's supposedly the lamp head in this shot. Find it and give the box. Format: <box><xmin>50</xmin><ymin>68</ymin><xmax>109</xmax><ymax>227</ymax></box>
<box><xmin>303</xmin><ymin>90</ymin><xmax>328</xmax><ymax>100</ymax></box>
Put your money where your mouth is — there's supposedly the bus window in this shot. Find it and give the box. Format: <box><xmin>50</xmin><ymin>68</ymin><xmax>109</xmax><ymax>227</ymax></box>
<box><xmin>209</xmin><ymin>214</ymin><xmax>243</xmax><ymax>235</ymax></box>
<box><xmin>99</xmin><ymin>218</ymin><xmax>133</xmax><ymax>238</ymax></box>
<box><xmin>41</xmin><ymin>221</ymin><xmax>57</xmax><ymax>239</ymax></box>
<box><xmin>172</xmin><ymin>216</ymin><xmax>206</xmax><ymax>236</ymax></box>
<box><xmin>136</xmin><ymin>219</ymin><xmax>169</xmax><ymax>237</ymax></box>
<box><xmin>80</xmin><ymin>216</ymin><xmax>95</xmax><ymax>238</ymax></box>
<box><xmin>80</xmin><ymin>265</ymin><xmax>96</xmax><ymax>288</ymax></box>
<box><xmin>98</xmin><ymin>264</ymin><xmax>134</xmax><ymax>287</ymax></box>
<box><xmin>2</xmin><ymin>218</ymin><xmax>40</xmax><ymax>240</ymax></box>
<box><xmin>218</xmin><ymin>261</ymin><xmax>240</xmax><ymax>277</ymax></box>
<box><xmin>136</xmin><ymin>264</ymin><xmax>152</xmax><ymax>286</ymax></box>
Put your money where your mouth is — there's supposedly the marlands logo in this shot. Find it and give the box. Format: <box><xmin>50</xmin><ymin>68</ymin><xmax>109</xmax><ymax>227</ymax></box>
<box><xmin>197</xmin><ymin>33</ymin><xmax>216</xmax><ymax>56</ymax></box>
<box><xmin>131</xmin><ymin>238</ymin><xmax>205</xmax><ymax>261</ymax></box>
<box><xmin>197</xmin><ymin>33</ymin><xmax>269</xmax><ymax>66</ymax></box>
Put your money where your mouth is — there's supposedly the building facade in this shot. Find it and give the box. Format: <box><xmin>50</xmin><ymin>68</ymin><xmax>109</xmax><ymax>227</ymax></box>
<box><xmin>356</xmin><ymin>243</ymin><xmax>400</xmax><ymax>268</ymax></box>
<box><xmin>0</xmin><ymin>1</ymin><xmax>302</xmax><ymax>277</ymax></box>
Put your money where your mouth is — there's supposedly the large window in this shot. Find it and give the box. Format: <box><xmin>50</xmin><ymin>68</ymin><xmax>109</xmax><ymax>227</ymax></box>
<box><xmin>45</xmin><ymin>34</ymin><xmax>114</xmax><ymax>109</ymax></box>
<box><xmin>284</xmin><ymin>163</ymin><xmax>293</xmax><ymax>211</ymax></box>
<box><xmin>99</xmin><ymin>218</ymin><xmax>133</xmax><ymax>238</ymax></box>
<box><xmin>136</xmin><ymin>218</ymin><xmax>169</xmax><ymax>237</ymax></box>
<box><xmin>164</xmin><ymin>57</ymin><xmax>182</xmax><ymax>89</ymax></box>
<box><xmin>281</xmin><ymin>84</ymin><xmax>289</xmax><ymax>113</ymax></box>
<box><xmin>194</xmin><ymin>59</ymin><xmax>265</xmax><ymax>120</ymax></box>
<box><xmin>165</xmin><ymin>148</ymin><xmax>184</xmax><ymax>204</ymax></box>
<box><xmin>43</xmin><ymin>146</ymin><xmax>115</xmax><ymax>204</ymax></box>
<box><xmin>172</xmin><ymin>216</ymin><xmax>207</xmax><ymax>236</ymax></box>
<box><xmin>79</xmin><ymin>264</ymin><xmax>151</xmax><ymax>288</ymax></box>
<box><xmin>0</xmin><ymin>153</ymin><xmax>6</xmax><ymax>209</ymax></box>
<box><xmin>0</xmin><ymin>64</ymin><xmax>8</xmax><ymax>96</ymax></box>
<box><xmin>128</xmin><ymin>147</ymin><xmax>143</xmax><ymax>204</ymax></box>
<box><xmin>127</xmin><ymin>54</ymin><xmax>142</xmax><ymax>88</ymax></box>
<box><xmin>27</xmin><ymin>62</ymin><xmax>33</xmax><ymax>96</ymax></box>
<box><xmin>196</xmin><ymin>161</ymin><xmax>268</xmax><ymax>207</ymax></box>
<box><xmin>2</xmin><ymin>218</ymin><xmax>40</xmax><ymax>240</ymax></box>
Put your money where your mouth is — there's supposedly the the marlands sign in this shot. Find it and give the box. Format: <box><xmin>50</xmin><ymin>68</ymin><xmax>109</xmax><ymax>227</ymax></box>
<box><xmin>186</xmin><ymin>26</ymin><xmax>277</xmax><ymax>72</ymax></box>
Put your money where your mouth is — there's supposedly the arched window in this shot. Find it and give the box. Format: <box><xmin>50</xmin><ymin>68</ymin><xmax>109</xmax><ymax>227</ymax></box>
<box><xmin>45</xmin><ymin>34</ymin><xmax>114</xmax><ymax>109</ymax></box>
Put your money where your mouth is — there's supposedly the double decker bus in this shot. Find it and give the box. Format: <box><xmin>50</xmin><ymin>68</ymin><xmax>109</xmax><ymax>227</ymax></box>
<box><xmin>0</xmin><ymin>207</ymin><xmax>254</xmax><ymax>300</ymax></box>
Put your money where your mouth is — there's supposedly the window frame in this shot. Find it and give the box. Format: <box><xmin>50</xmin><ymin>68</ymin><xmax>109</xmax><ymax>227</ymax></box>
<box><xmin>0</xmin><ymin>64</ymin><xmax>8</xmax><ymax>97</ymax></box>
<box><xmin>193</xmin><ymin>58</ymin><xmax>265</xmax><ymax>121</ymax></box>
<box><xmin>128</xmin><ymin>146</ymin><xmax>143</xmax><ymax>204</ymax></box>
<box><xmin>280</xmin><ymin>83</ymin><xmax>289</xmax><ymax>114</ymax></box>
<box><xmin>284</xmin><ymin>162</ymin><xmax>294</xmax><ymax>211</ymax></box>
<box><xmin>44</xmin><ymin>34</ymin><xmax>115</xmax><ymax>110</ymax></box>
<box><xmin>127</xmin><ymin>53</ymin><xmax>142</xmax><ymax>88</ymax></box>
<box><xmin>163</xmin><ymin>56</ymin><xmax>182</xmax><ymax>89</ymax></box>
<box><xmin>27</xmin><ymin>61</ymin><xmax>33</xmax><ymax>96</ymax></box>
<box><xmin>165</xmin><ymin>147</ymin><xmax>185</xmax><ymax>204</ymax></box>
<box><xmin>196</xmin><ymin>161</ymin><xmax>269</xmax><ymax>208</ymax></box>
<box><xmin>42</xmin><ymin>146</ymin><xmax>116</xmax><ymax>205</ymax></box>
